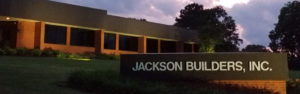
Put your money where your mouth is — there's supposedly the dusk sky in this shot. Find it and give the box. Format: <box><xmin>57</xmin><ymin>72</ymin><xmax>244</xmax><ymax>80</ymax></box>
<box><xmin>50</xmin><ymin>0</ymin><xmax>291</xmax><ymax>48</ymax></box>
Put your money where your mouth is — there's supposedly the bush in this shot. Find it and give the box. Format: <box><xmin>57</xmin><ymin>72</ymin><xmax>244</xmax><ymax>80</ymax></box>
<box><xmin>107</xmin><ymin>54</ymin><xmax>120</xmax><ymax>60</ymax></box>
<box><xmin>56</xmin><ymin>51</ymin><xmax>70</xmax><ymax>59</ymax></box>
<box><xmin>42</xmin><ymin>48</ymin><xmax>59</xmax><ymax>57</ymax></box>
<box><xmin>31</xmin><ymin>49</ymin><xmax>42</xmax><ymax>56</ymax></box>
<box><xmin>0</xmin><ymin>48</ymin><xmax>6</xmax><ymax>55</ymax></box>
<box><xmin>17</xmin><ymin>48</ymin><xmax>28</xmax><ymax>56</ymax></box>
<box><xmin>84</xmin><ymin>52</ymin><xmax>96</xmax><ymax>58</ymax></box>
<box><xmin>55</xmin><ymin>51</ymin><xmax>92</xmax><ymax>60</ymax></box>
<box><xmin>95</xmin><ymin>54</ymin><xmax>120</xmax><ymax>60</ymax></box>
<box><xmin>3</xmin><ymin>47</ymin><xmax>17</xmax><ymax>55</ymax></box>
<box><xmin>68</xmin><ymin>54</ymin><xmax>82</xmax><ymax>59</ymax></box>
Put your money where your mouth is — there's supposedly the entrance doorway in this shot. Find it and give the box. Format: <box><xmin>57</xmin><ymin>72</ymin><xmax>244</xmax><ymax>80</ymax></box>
<box><xmin>0</xmin><ymin>21</ymin><xmax>18</xmax><ymax>48</ymax></box>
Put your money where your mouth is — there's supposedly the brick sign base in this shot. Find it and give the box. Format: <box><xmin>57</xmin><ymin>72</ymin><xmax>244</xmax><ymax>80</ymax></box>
<box><xmin>211</xmin><ymin>80</ymin><xmax>286</xmax><ymax>94</ymax></box>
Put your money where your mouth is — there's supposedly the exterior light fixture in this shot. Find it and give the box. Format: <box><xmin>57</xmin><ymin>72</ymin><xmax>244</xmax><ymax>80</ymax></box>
<box><xmin>6</xmin><ymin>17</ymin><xmax>10</xmax><ymax>20</ymax></box>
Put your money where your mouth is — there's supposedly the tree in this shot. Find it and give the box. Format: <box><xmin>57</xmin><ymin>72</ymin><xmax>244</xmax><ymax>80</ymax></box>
<box><xmin>215</xmin><ymin>41</ymin><xmax>239</xmax><ymax>52</ymax></box>
<box><xmin>175</xmin><ymin>3</ymin><xmax>242</xmax><ymax>52</ymax></box>
<box><xmin>269</xmin><ymin>1</ymin><xmax>300</xmax><ymax>69</ymax></box>
<box><xmin>242</xmin><ymin>44</ymin><xmax>269</xmax><ymax>52</ymax></box>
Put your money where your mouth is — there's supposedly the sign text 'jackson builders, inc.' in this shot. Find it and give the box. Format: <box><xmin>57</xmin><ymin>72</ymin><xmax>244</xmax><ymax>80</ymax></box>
<box><xmin>120</xmin><ymin>53</ymin><xmax>288</xmax><ymax>80</ymax></box>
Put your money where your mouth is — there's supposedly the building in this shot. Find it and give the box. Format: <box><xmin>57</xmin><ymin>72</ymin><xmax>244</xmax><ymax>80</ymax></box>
<box><xmin>0</xmin><ymin>0</ymin><xmax>199</xmax><ymax>55</ymax></box>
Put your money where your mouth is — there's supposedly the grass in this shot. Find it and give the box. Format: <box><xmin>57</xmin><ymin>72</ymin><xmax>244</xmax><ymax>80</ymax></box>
<box><xmin>0</xmin><ymin>56</ymin><xmax>119</xmax><ymax>94</ymax></box>
<box><xmin>0</xmin><ymin>56</ymin><xmax>296</xmax><ymax>94</ymax></box>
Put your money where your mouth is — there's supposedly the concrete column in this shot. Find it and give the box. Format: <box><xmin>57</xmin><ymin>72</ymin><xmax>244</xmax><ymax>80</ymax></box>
<box><xmin>157</xmin><ymin>39</ymin><xmax>161</xmax><ymax>53</ymax></box>
<box><xmin>176</xmin><ymin>41</ymin><xmax>184</xmax><ymax>52</ymax></box>
<box><xmin>17</xmin><ymin>21</ymin><xmax>36</xmax><ymax>49</ymax></box>
<box><xmin>34</xmin><ymin>22</ymin><xmax>45</xmax><ymax>50</ymax></box>
<box><xmin>191</xmin><ymin>44</ymin><xmax>195</xmax><ymax>53</ymax></box>
<box><xmin>138</xmin><ymin>36</ymin><xmax>147</xmax><ymax>53</ymax></box>
<box><xmin>100</xmin><ymin>30</ymin><xmax>105</xmax><ymax>53</ymax></box>
<box><xmin>66</xmin><ymin>26</ymin><xmax>71</xmax><ymax>46</ymax></box>
<box><xmin>95</xmin><ymin>30</ymin><xmax>104</xmax><ymax>54</ymax></box>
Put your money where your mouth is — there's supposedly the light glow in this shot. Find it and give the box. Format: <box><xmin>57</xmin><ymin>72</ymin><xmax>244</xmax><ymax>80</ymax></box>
<box><xmin>71</xmin><ymin>58</ymin><xmax>91</xmax><ymax>61</ymax></box>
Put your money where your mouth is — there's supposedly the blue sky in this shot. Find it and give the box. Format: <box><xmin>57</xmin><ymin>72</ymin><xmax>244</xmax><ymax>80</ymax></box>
<box><xmin>50</xmin><ymin>0</ymin><xmax>291</xmax><ymax>48</ymax></box>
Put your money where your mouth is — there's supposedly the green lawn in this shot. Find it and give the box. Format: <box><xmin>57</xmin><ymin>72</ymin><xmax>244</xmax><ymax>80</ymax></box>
<box><xmin>0</xmin><ymin>56</ymin><xmax>119</xmax><ymax>94</ymax></box>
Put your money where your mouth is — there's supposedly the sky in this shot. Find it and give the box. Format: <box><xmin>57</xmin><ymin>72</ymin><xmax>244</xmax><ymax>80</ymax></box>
<box><xmin>50</xmin><ymin>0</ymin><xmax>291</xmax><ymax>48</ymax></box>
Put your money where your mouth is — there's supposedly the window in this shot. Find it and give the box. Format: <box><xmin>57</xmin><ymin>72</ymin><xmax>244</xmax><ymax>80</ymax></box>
<box><xmin>70</xmin><ymin>28</ymin><xmax>95</xmax><ymax>47</ymax></box>
<box><xmin>104</xmin><ymin>33</ymin><xmax>116</xmax><ymax>49</ymax></box>
<box><xmin>147</xmin><ymin>39</ymin><xmax>158</xmax><ymax>53</ymax></box>
<box><xmin>119</xmin><ymin>35</ymin><xmax>138</xmax><ymax>51</ymax></box>
<box><xmin>194</xmin><ymin>44</ymin><xmax>199</xmax><ymax>52</ymax></box>
<box><xmin>0</xmin><ymin>21</ymin><xmax>18</xmax><ymax>48</ymax></box>
<box><xmin>184</xmin><ymin>43</ymin><xmax>193</xmax><ymax>52</ymax></box>
<box><xmin>161</xmin><ymin>40</ymin><xmax>176</xmax><ymax>53</ymax></box>
<box><xmin>44</xmin><ymin>24</ymin><xmax>67</xmax><ymax>44</ymax></box>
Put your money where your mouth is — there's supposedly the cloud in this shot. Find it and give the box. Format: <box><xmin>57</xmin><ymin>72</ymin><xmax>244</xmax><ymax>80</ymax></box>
<box><xmin>228</xmin><ymin>0</ymin><xmax>289</xmax><ymax>47</ymax></box>
<box><xmin>50</xmin><ymin>0</ymin><xmax>214</xmax><ymax>24</ymax></box>
<box><xmin>50</xmin><ymin>0</ymin><xmax>292</xmax><ymax>48</ymax></box>
<box><xmin>212</xmin><ymin>0</ymin><xmax>250</xmax><ymax>8</ymax></box>
<box><xmin>236</xmin><ymin>24</ymin><xmax>251</xmax><ymax>48</ymax></box>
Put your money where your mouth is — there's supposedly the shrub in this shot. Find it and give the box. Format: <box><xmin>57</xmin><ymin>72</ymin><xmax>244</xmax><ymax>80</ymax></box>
<box><xmin>84</xmin><ymin>52</ymin><xmax>96</xmax><ymax>58</ymax></box>
<box><xmin>95</xmin><ymin>54</ymin><xmax>120</xmax><ymax>60</ymax></box>
<box><xmin>94</xmin><ymin>54</ymin><xmax>107</xmax><ymax>60</ymax></box>
<box><xmin>3</xmin><ymin>47</ymin><xmax>17</xmax><ymax>55</ymax></box>
<box><xmin>42</xmin><ymin>48</ymin><xmax>59</xmax><ymax>57</ymax></box>
<box><xmin>108</xmin><ymin>54</ymin><xmax>120</xmax><ymax>60</ymax></box>
<box><xmin>31</xmin><ymin>49</ymin><xmax>42</xmax><ymax>56</ymax></box>
<box><xmin>56</xmin><ymin>51</ymin><xmax>70</xmax><ymax>59</ymax></box>
<box><xmin>0</xmin><ymin>48</ymin><xmax>6</xmax><ymax>55</ymax></box>
<box><xmin>68</xmin><ymin>54</ymin><xmax>82</xmax><ymax>59</ymax></box>
<box><xmin>17</xmin><ymin>48</ymin><xmax>28</xmax><ymax>56</ymax></box>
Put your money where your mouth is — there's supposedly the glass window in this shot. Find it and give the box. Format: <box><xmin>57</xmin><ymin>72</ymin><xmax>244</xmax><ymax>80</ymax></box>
<box><xmin>104</xmin><ymin>33</ymin><xmax>116</xmax><ymax>49</ymax></box>
<box><xmin>147</xmin><ymin>39</ymin><xmax>158</xmax><ymax>53</ymax></box>
<box><xmin>44</xmin><ymin>24</ymin><xmax>67</xmax><ymax>44</ymax></box>
<box><xmin>119</xmin><ymin>35</ymin><xmax>138</xmax><ymax>51</ymax></box>
<box><xmin>70</xmin><ymin>28</ymin><xmax>95</xmax><ymax>47</ymax></box>
<box><xmin>184</xmin><ymin>43</ymin><xmax>193</xmax><ymax>52</ymax></box>
<box><xmin>194</xmin><ymin>44</ymin><xmax>199</xmax><ymax>52</ymax></box>
<box><xmin>161</xmin><ymin>40</ymin><xmax>176</xmax><ymax>53</ymax></box>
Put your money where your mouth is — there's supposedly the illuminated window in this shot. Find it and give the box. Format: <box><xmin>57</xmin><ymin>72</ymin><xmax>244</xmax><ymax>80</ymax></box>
<box><xmin>104</xmin><ymin>33</ymin><xmax>116</xmax><ymax>49</ymax></box>
<box><xmin>70</xmin><ymin>28</ymin><xmax>95</xmax><ymax>47</ymax></box>
<box><xmin>184</xmin><ymin>43</ymin><xmax>193</xmax><ymax>52</ymax></box>
<box><xmin>161</xmin><ymin>40</ymin><xmax>176</xmax><ymax>53</ymax></box>
<box><xmin>119</xmin><ymin>35</ymin><xmax>138</xmax><ymax>51</ymax></box>
<box><xmin>44</xmin><ymin>24</ymin><xmax>66</xmax><ymax>44</ymax></box>
<box><xmin>146</xmin><ymin>39</ymin><xmax>158</xmax><ymax>53</ymax></box>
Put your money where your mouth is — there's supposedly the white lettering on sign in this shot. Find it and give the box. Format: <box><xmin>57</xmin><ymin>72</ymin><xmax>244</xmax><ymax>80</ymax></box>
<box><xmin>132</xmin><ymin>61</ymin><xmax>183</xmax><ymax>71</ymax></box>
<box><xmin>132</xmin><ymin>61</ymin><xmax>273</xmax><ymax>73</ymax></box>
<box><xmin>249</xmin><ymin>61</ymin><xmax>272</xmax><ymax>71</ymax></box>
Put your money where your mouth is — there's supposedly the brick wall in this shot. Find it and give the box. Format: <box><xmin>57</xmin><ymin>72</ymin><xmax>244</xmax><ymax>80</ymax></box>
<box><xmin>211</xmin><ymin>80</ymin><xmax>286</xmax><ymax>94</ymax></box>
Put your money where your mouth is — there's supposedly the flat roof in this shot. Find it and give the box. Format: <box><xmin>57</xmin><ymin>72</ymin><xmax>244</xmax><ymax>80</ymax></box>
<box><xmin>0</xmin><ymin>0</ymin><xmax>198</xmax><ymax>42</ymax></box>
